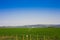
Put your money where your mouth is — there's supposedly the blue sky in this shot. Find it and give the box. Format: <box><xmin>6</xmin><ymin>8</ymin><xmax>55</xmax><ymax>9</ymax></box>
<box><xmin>0</xmin><ymin>0</ymin><xmax>60</xmax><ymax>26</ymax></box>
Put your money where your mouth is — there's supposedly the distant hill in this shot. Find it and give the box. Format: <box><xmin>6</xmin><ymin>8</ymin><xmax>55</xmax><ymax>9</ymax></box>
<box><xmin>0</xmin><ymin>24</ymin><xmax>60</xmax><ymax>28</ymax></box>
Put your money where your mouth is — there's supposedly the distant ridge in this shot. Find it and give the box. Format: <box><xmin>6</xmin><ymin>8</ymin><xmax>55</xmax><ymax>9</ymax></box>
<box><xmin>0</xmin><ymin>24</ymin><xmax>60</xmax><ymax>28</ymax></box>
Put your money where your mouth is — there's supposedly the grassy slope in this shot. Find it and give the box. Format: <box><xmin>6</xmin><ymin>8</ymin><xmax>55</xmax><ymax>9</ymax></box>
<box><xmin>0</xmin><ymin>28</ymin><xmax>60</xmax><ymax>36</ymax></box>
<box><xmin>0</xmin><ymin>28</ymin><xmax>60</xmax><ymax>40</ymax></box>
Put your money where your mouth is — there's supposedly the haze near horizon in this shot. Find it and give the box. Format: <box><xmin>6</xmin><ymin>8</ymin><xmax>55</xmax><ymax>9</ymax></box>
<box><xmin>0</xmin><ymin>0</ymin><xmax>60</xmax><ymax>26</ymax></box>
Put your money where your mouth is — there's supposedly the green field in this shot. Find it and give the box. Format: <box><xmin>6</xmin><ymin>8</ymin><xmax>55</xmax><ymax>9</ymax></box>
<box><xmin>0</xmin><ymin>28</ymin><xmax>60</xmax><ymax>40</ymax></box>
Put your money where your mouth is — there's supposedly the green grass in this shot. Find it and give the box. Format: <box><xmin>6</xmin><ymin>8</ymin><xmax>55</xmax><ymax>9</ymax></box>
<box><xmin>0</xmin><ymin>28</ymin><xmax>60</xmax><ymax>40</ymax></box>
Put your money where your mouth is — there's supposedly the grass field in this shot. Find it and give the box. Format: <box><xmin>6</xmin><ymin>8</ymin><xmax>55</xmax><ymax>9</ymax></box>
<box><xmin>0</xmin><ymin>28</ymin><xmax>60</xmax><ymax>40</ymax></box>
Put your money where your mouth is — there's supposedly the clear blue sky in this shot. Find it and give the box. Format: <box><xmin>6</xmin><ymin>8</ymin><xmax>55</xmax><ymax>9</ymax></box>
<box><xmin>0</xmin><ymin>0</ymin><xmax>60</xmax><ymax>26</ymax></box>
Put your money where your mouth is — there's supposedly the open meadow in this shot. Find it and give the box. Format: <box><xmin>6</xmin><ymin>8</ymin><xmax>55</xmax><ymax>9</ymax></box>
<box><xmin>0</xmin><ymin>28</ymin><xmax>60</xmax><ymax>40</ymax></box>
